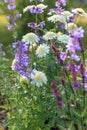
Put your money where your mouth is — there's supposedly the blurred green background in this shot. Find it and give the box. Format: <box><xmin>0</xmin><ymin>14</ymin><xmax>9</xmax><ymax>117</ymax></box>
<box><xmin>0</xmin><ymin>0</ymin><xmax>87</xmax><ymax>54</ymax></box>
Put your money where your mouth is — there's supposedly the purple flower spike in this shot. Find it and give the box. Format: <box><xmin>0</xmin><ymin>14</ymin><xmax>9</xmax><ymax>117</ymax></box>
<box><xmin>51</xmin><ymin>81</ymin><xmax>64</xmax><ymax>107</ymax></box>
<box><xmin>11</xmin><ymin>41</ymin><xmax>30</xmax><ymax>79</ymax></box>
<box><xmin>71</xmin><ymin>27</ymin><xmax>84</xmax><ymax>39</ymax></box>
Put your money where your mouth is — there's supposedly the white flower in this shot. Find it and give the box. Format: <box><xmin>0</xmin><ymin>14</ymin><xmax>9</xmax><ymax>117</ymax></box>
<box><xmin>37</xmin><ymin>4</ymin><xmax>47</xmax><ymax>9</ymax></box>
<box><xmin>65</xmin><ymin>23</ymin><xmax>77</xmax><ymax>32</ymax></box>
<box><xmin>36</xmin><ymin>44</ymin><xmax>50</xmax><ymax>58</ymax></box>
<box><xmin>72</xmin><ymin>8</ymin><xmax>87</xmax><ymax>17</ymax></box>
<box><xmin>22</xmin><ymin>33</ymin><xmax>39</xmax><ymax>44</ymax></box>
<box><xmin>43</xmin><ymin>31</ymin><xmax>57</xmax><ymax>40</ymax></box>
<box><xmin>48</xmin><ymin>14</ymin><xmax>66</xmax><ymax>24</ymax></box>
<box><xmin>62</xmin><ymin>11</ymin><xmax>73</xmax><ymax>19</ymax></box>
<box><xmin>57</xmin><ymin>34</ymin><xmax>70</xmax><ymax>44</ymax></box>
<box><xmin>31</xmin><ymin>70</ymin><xmax>47</xmax><ymax>87</ymax></box>
<box><xmin>23</xmin><ymin>5</ymin><xmax>34</xmax><ymax>13</ymax></box>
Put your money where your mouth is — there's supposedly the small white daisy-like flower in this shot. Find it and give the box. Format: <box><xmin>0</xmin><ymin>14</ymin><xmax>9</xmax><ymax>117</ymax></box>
<box><xmin>22</xmin><ymin>33</ymin><xmax>39</xmax><ymax>45</ymax></box>
<box><xmin>65</xmin><ymin>23</ymin><xmax>77</xmax><ymax>32</ymax></box>
<box><xmin>31</xmin><ymin>70</ymin><xmax>47</xmax><ymax>87</ymax></box>
<box><xmin>72</xmin><ymin>8</ymin><xmax>87</xmax><ymax>17</ymax></box>
<box><xmin>36</xmin><ymin>44</ymin><xmax>50</xmax><ymax>58</ymax></box>
<box><xmin>62</xmin><ymin>11</ymin><xmax>73</xmax><ymax>19</ymax></box>
<box><xmin>23</xmin><ymin>5</ymin><xmax>34</xmax><ymax>13</ymax></box>
<box><xmin>57</xmin><ymin>34</ymin><xmax>70</xmax><ymax>44</ymax></box>
<box><xmin>37</xmin><ymin>4</ymin><xmax>47</xmax><ymax>9</ymax></box>
<box><xmin>48</xmin><ymin>14</ymin><xmax>66</xmax><ymax>24</ymax></box>
<box><xmin>43</xmin><ymin>31</ymin><xmax>57</xmax><ymax>40</ymax></box>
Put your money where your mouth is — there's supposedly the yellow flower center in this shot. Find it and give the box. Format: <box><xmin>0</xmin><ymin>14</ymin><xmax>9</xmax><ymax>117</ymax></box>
<box><xmin>38</xmin><ymin>46</ymin><xmax>45</xmax><ymax>53</ymax></box>
<box><xmin>34</xmin><ymin>74</ymin><xmax>43</xmax><ymax>82</ymax></box>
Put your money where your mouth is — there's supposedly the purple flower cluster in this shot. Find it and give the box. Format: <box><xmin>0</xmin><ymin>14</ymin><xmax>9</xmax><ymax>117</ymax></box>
<box><xmin>4</xmin><ymin>0</ymin><xmax>22</xmax><ymax>31</ymax></box>
<box><xmin>54</xmin><ymin>0</ymin><xmax>66</xmax><ymax>14</ymax></box>
<box><xmin>65</xmin><ymin>27</ymin><xmax>84</xmax><ymax>62</ymax></box>
<box><xmin>11</xmin><ymin>41</ymin><xmax>30</xmax><ymax>79</ymax></box>
<box><xmin>55</xmin><ymin>0</ymin><xmax>66</xmax><ymax>7</ymax></box>
<box><xmin>51</xmin><ymin>81</ymin><xmax>64</xmax><ymax>107</ymax></box>
<box><xmin>28</xmin><ymin>21</ymin><xmax>45</xmax><ymax>28</ymax></box>
<box><xmin>71</xmin><ymin>27</ymin><xmax>84</xmax><ymax>39</ymax></box>
<box><xmin>29</xmin><ymin>6</ymin><xmax>44</xmax><ymax>14</ymax></box>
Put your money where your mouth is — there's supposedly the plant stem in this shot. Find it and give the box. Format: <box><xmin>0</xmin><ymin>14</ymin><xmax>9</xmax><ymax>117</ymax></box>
<box><xmin>64</xmin><ymin>68</ymin><xmax>78</xmax><ymax>109</ymax></box>
<box><xmin>81</xmin><ymin>117</ymin><xmax>84</xmax><ymax>130</ymax></box>
<box><xmin>35</xmin><ymin>0</ymin><xmax>38</xmax><ymax>24</ymax></box>
<box><xmin>79</xmin><ymin>41</ymin><xmax>86</xmax><ymax>109</ymax></box>
<box><xmin>63</xmin><ymin>84</ymin><xmax>71</xmax><ymax>117</ymax></box>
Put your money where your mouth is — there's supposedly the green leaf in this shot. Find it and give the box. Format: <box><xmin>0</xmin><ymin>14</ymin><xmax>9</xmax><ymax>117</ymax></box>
<box><xmin>72</xmin><ymin>109</ymin><xmax>81</xmax><ymax>119</ymax></box>
<box><xmin>81</xmin><ymin>107</ymin><xmax>87</xmax><ymax>117</ymax></box>
<box><xmin>68</xmin><ymin>121</ymin><xmax>74</xmax><ymax>130</ymax></box>
<box><xmin>0</xmin><ymin>105</ymin><xmax>8</xmax><ymax>109</ymax></box>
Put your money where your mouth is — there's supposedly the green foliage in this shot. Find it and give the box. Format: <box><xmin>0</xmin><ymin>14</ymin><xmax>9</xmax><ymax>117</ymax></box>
<box><xmin>1</xmin><ymin>0</ymin><xmax>87</xmax><ymax>130</ymax></box>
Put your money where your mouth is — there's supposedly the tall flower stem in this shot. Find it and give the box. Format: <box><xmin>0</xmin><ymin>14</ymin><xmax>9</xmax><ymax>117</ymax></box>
<box><xmin>62</xmin><ymin>78</ymin><xmax>71</xmax><ymax>117</ymax></box>
<box><xmin>82</xmin><ymin>52</ymin><xmax>86</xmax><ymax>109</ymax></box>
<box><xmin>64</xmin><ymin>67</ymin><xmax>78</xmax><ymax>109</ymax></box>
<box><xmin>35</xmin><ymin>0</ymin><xmax>38</xmax><ymax>24</ymax></box>
<box><xmin>79</xmin><ymin>41</ymin><xmax>86</xmax><ymax>109</ymax></box>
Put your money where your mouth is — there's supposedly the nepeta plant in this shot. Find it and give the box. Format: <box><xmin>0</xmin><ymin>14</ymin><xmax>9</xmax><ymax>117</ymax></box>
<box><xmin>4</xmin><ymin>0</ymin><xmax>87</xmax><ymax>129</ymax></box>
